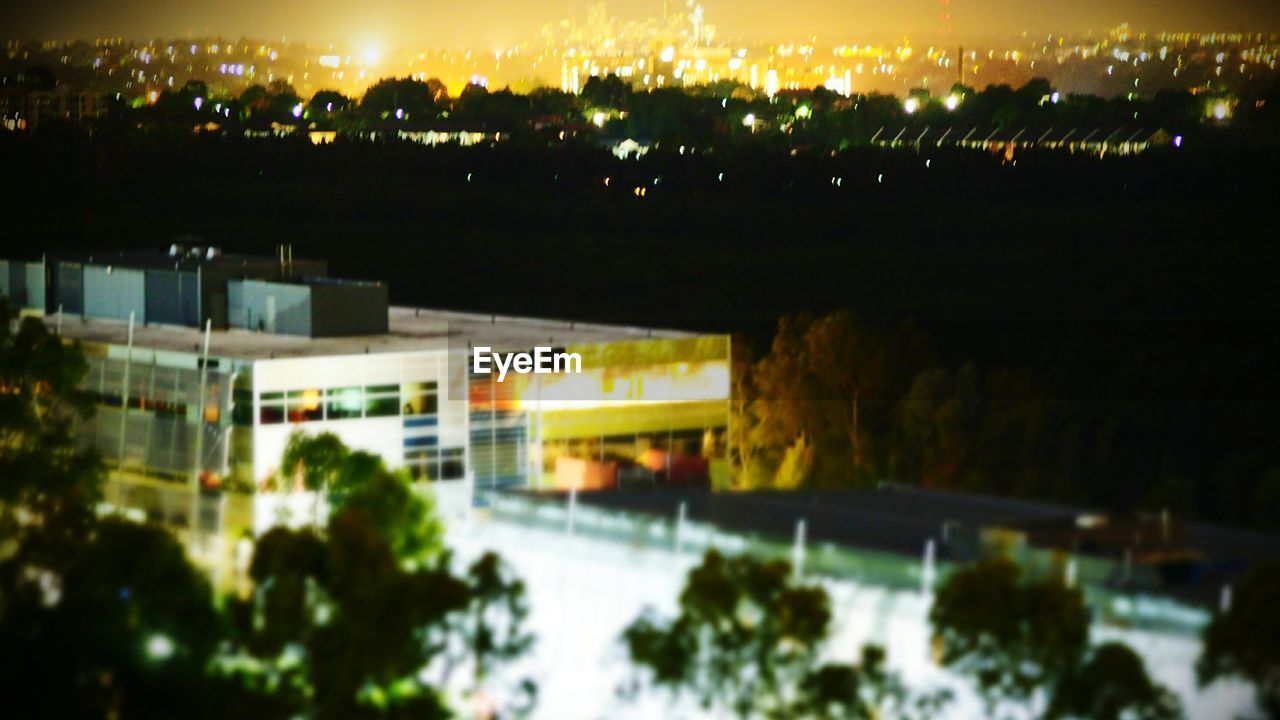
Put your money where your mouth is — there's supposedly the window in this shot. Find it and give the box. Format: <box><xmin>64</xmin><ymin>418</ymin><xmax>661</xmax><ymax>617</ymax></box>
<box><xmin>405</xmin><ymin>447</ymin><xmax>465</xmax><ymax>481</ymax></box>
<box><xmin>325</xmin><ymin>387</ymin><xmax>363</xmax><ymax>420</ymax></box>
<box><xmin>286</xmin><ymin>389</ymin><xmax>323</xmax><ymax>423</ymax></box>
<box><xmin>439</xmin><ymin>447</ymin><xmax>465</xmax><ymax>480</ymax></box>
<box><xmin>259</xmin><ymin>391</ymin><xmax>286</xmax><ymax>424</ymax></box>
<box><xmin>403</xmin><ymin>381</ymin><xmax>439</xmax><ymax>416</ymax></box>
<box><xmin>364</xmin><ymin>383</ymin><xmax>400</xmax><ymax>418</ymax></box>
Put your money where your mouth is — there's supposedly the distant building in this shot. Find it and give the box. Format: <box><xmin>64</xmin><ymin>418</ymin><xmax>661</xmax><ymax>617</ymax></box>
<box><xmin>0</xmin><ymin>86</ymin><xmax>103</xmax><ymax>131</ymax></box>
<box><xmin>1</xmin><ymin>246</ymin><xmax>731</xmax><ymax>571</ymax></box>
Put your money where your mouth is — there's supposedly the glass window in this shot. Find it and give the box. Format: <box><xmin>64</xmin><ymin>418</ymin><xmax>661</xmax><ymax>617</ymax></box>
<box><xmin>287</xmin><ymin>389</ymin><xmax>324</xmax><ymax>423</ymax></box>
<box><xmin>325</xmin><ymin>387</ymin><xmax>363</xmax><ymax>420</ymax></box>
<box><xmin>403</xmin><ymin>381</ymin><xmax>439</xmax><ymax>416</ymax></box>
<box><xmin>259</xmin><ymin>404</ymin><xmax>285</xmax><ymax>424</ymax></box>
<box><xmin>404</xmin><ymin>447</ymin><xmax>464</xmax><ymax>481</ymax></box>
<box><xmin>365</xmin><ymin>384</ymin><xmax>401</xmax><ymax>418</ymax></box>
<box><xmin>440</xmin><ymin>448</ymin><xmax>465</xmax><ymax>480</ymax></box>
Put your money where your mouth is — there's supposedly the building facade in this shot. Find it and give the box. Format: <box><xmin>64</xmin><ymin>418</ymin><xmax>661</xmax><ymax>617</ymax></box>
<box><xmin>2</xmin><ymin>247</ymin><xmax>732</xmax><ymax>567</ymax></box>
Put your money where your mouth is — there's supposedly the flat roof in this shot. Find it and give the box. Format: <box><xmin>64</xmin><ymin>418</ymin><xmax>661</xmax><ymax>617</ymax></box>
<box><xmin>44</xmin><ymin>306</ymin><xmax>700</xmax><ymax>360</ymax></box>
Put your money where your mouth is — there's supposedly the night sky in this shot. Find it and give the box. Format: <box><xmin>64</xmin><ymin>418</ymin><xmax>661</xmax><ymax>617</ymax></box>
<box><xmin>3</xmin><ymin>0</ymin><xmax>1279</xmax><ymax>47</ymax></box>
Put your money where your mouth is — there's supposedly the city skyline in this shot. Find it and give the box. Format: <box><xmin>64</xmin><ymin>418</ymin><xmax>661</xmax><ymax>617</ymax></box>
<box><xmin>5</xmin><ymin>0</ymin><xmax>1280</xmax><ymax>49</ymax></box>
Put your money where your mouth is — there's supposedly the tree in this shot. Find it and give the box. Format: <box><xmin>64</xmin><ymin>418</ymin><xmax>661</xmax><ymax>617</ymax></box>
<box><xmin>278</xmin><ymin>431</ymin><xmax>444</xmax><ymax>564</ymax></box>
<box><xmin>748</xmin><ymin>312</ymin><xmax>898</xmax><ymax>488</ymax></box>
<box><xmin>930</xmin><ymin>555</ymin><xmax>1088</xmax><ymax>713</ymax></box>
<box><xmin>439</xmin><ymin>552</ymin><xmax>537</xmax><ymax>717</ymax></box>
<box><xmin>932</xmin><ymin>555</ymin><xmax>1178</xmax><ymax>719</ymax></box>
<box><xmin>361</xmin><ymin>77</ymin><xmax>439</xmax><ymax>121</ymax></box>
<box><xmin>226</xmin><ymin>511</ymin><xmax>469</xmax><ymax>720</ymax></box>
<box><xmin>0</xmin><ymin>519</ymin><xmax>226</xmax><ymax>718</ymax></box>
<box><xmin>1199</xmin><ymin>559</ymin><xmax>1280</xmax><ymax>718</ymax></box>
<box><xmin>580</xmin><ymin>74</ymin><xmax>632</xmax><ymax>110</ymax></box>
<box><xmin>308</xmin><ymin>89</ymin><xmax>354</xmax><ymax>116</ymax></box>
<box><xmin>1049</xmin><ymin>643</ymin><xmax>1180</xmax><ymax>720</ymax></box>
<box><xmin>0</xmin><ymin>299</ymin><xmax>99</xmax><ymax>549</ymax></box>
<box><xmin>622</xmin><ymin>549</ymin><xmax>914</xmax><ymax>719</ymax></box>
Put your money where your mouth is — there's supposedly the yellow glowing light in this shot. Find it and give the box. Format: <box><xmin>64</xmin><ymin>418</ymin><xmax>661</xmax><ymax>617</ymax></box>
<box><xmin>592</xmin><ymin>111</ymin><xmax>606</xmax><ymax>127</ymax></box>
<box><xmin>903</xmin><ymin>97</ymin><xmax>920</xmax><ymax>114</ymax></box>
<box><xmin>361</xmin><ymin>45</ymin><xmax>382</xmax><ymax>66</ymax></box>
<box><xmin>660</xmin><ymin>46</ymin><xmax>676</xmax><ymax>64</ymax></box>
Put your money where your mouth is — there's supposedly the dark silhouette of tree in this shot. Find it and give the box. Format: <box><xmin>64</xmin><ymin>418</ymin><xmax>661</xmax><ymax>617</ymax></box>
<box><xmin>1049</xmin><ymin>643</ymin><xmax>1180</xmax><ymax>720</ymax></box>
<box><xmin>361</xmin><ymin>77</ymin><xmax>439</xmax><ymax>121</ymax></box>
<box><xmin>1199</xmin><ymin>559</ymin><xmax>1280</xmax><ymax>718</ymax></box>
<box><xmin>581</xmin><ymin>74</ymin><xmax>632</xmax><ymax>109</ymax></box>
<box><xmin>930</xmin><ymin>555</ymin><xmax>1088</xmax><ymax>712</ymax></box>
<box><xmin>932</xmin><ymin>555</ymin><xmax>1178</xmax><ymax>718</ymax></box>
<box><xmin>622</xmin><ymin>549</ymin><xmax>921</xmax><ymax>719</ymax></box>
<box><xmin>0</xmin><ymin>518</ymin><xmax>225</xmax><ymax>718</ymax></box>
<box><xmin>308</xmin><ymin>89</ymin><xmax>354</xmax><ymax>116</ymax></box>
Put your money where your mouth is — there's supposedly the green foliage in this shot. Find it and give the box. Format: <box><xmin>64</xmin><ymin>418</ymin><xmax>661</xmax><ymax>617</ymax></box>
<box><xmin>1198</xmin><ymin>559</ymin><xmax>1280</xmax><ymax>718</ymax></box>
<box><xmin>930</xmin><ymin>556</ymin><xmax>1088</xmax><ymax>709</ymax></box>
<box><xmin>932</xmin><ymin>556</ymin><xmax>1179</xmax><ymax>719</ymax></box>
<box><xmin>623</xmin><ymin>549</ymin><xmax>917</xmax><ymax>719</ymax></box>
<box><xmin>277</xmin><ymin>431</ymin><xmax>445</xmax><ymax>564</ymax></box>
<box><xmin>0</xmin><ymin>519</ymin><xmax>226</xmax><ymax>718</ymax></box>
<box><xmin>0</xmin><ymin>298</ymin><xmax>99</xmax><ymax>547</ymax></box>
<box><xmin>1049</xmin><ymin>643</ymin><xmax>1181</xmax><ymax>720</ymax></box>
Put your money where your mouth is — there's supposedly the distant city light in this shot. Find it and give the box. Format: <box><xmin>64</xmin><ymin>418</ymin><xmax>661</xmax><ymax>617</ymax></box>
<box><xmin>193</xmin><ymin>97</ymin><xmax>203</xmax><ymax>111</ymax></box>
<box><xmin>742</xmin><ymin>113</ymin><xmax>756</xmax><ymax>128</ymax></box>
<box><xmin>292</xmin><ymin>103</ymin><xmax>303</xmax><ymax>118</ymax></box>
<box><xmin>944</xmin><ymin>94</ymin><xmax>959</xmax><ymax>111</ymax></box>
<box><xmin>395</xmin><ymin>108</ymin><xmax>404</xmax><ymax>120</ymax></box>
<box><xmin>1213</xmin><ymin>101</ymin><xmax>1229</xmax><ymax>120</ymax></box>
<box><xmin>361</xmin><ymin>45</ymin><xmax>382</xmax><ymax>65</ymax></box>
<box><xmin>592</xmin><ymin>111</ymin><xmax>606</xmax><ymax>127</ymax></box>
<box><xmin>1174</xmin><ymin>134</ymin><xmax>1183</xmax><ymax>148</ymax></box>
<box><xmin>1050</xmin><ymin>91</ymin><xmax>1061</xmax><ymax>103</ymax></box>
<box><xmin>795</xmin><ymin>105</ymin><xmax>812</xmax><ymax>119</ymax></box>
<box><xmin>660</xmin><ymin>46</ymin><xmax>675</xmax><ymax>64</ymax></box>
<box><xmin>903</xmin><ymin>97</ymin><xmax>919</xmax><ymax>114</ymax></box>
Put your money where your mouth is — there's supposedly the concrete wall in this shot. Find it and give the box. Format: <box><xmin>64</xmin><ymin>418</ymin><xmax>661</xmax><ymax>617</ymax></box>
<box><xmin>144</xmin><ymin>270</ymin><xmax>200</xmax><ymax>327</ymax></box>
<box><xmin>83</xmin><ymin>265</ymin><xmax>146</xmax><ymax>322</ymax></box>
<box><xmin>228</xmin><ymin>280</ymin><xmax>312</xmax><ymax>336</ymax></box>
<box><xmin>308</xmin><ymin>281</ymin><xmax>390</xmax><ymax>337</ymax></box>
<box><xmin>52</xmin><ymin>261</ymin><xmax>84</xmax><ymax>315</ymax></box>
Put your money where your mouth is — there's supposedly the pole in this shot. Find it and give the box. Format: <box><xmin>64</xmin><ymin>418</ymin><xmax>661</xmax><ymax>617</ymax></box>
<box><xmin>114</xmin><ymin>311</ymin><xmax>135</xmax><ymax>509</ymax></box>
<box><xmin>792</xmin><ymin>519</ymin><xmax>807</xmax><ymax>581</ymax></box>
<box><xmin>189</xmin><ymin>319</ymin><xmax>212</xmax><ymax>555</ymax></box>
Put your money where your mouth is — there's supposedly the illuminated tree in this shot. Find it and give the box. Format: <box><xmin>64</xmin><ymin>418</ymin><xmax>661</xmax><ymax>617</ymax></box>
<box><xmin>0</xmin><ymin>298</ymin><xmax>98</xmax><ymax>548</ymax></box>
<box><xmin>279</xmin><ymin>431</ymin><xmax>444</xmax><ymax>564</ymax></box>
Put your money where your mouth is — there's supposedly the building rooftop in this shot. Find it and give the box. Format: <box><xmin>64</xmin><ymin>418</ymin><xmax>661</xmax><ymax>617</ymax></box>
<box><xmin>46</xmin><ymin>305</ymin><xmax>699</xmax><ymax>360</ymax></box>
